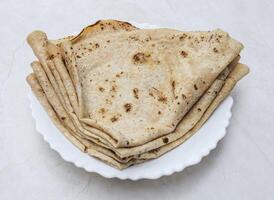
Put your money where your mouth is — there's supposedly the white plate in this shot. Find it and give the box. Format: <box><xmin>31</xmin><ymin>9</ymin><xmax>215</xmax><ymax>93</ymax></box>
<box><xmin>28</xmin><ymin>22</ymin><xmax>233</xmax><ymax>180</ymax></box>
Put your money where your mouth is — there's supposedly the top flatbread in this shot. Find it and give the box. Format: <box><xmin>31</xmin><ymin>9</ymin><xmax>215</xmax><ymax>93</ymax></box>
<box><xmin>62</xmin><ymin>28</ymin><xmax>243</xmax><ymax>147</ymax></box>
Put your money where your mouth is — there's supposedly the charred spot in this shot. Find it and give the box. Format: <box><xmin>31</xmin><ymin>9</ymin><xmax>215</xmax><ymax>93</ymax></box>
<box><xmin>209</xmin><ymin>34</ymin><xmax>213</xmax><ymax>42</ymax></box>
<box><xmin>98</xmin><ymin>87</ymin><xmax>105</xmax><ymax>92</ymax></box>
<box><xmin>105</xmin><ymin>79</ymin><xmax>109</xmax><ymax>82</ymax></box>
<box><xmin>213</xmin><ymin>47</ymin><xmax>218</xmax><ymax>53</ymax></box>
<box><xmin>111</xmin><ymin>85</ymin><xmax>117</xmax><ymax>92</ymax></box>
<box><xmin>194</xmin><ymin>84</ymin><xmax>198</xmax><ymax>90</ymax></box>
<box><xmin>116</xmin><ymin>74</ymin><xmax>120</xmax><ymax>78</ymax></box>
<box><xmin>163</xmin><ymin>137</ymin><xmax>169</xmax><ymax>144</ymax></box>
<box><xmin>83</xmin><ymin>47</ymin><xmax>87</xmax><ymax>50</ymax></box>
<box><xmin>89</xmin><ymin>42</ymin><xmax>92</xmax><ymax>45</ymax></box>
<box><xmin>49</xmin><ymin>54</ymin><xmax>55</xmax><ymax>59</ymax></box>
<box><xmin>61</xmin><ymin>117</ymin><xmax>66</xmax><ymax>120</ymax></box>
<box><xmin>179</xmin><ymin>33</ymin><xmax>187</xmax><ymax>40</ymax></box>
<box><xmin>158</xmin><ymin>111</ymin><xmax>162</xmax><ymax>115</ymax></box>
<box><xmin>149</xmin><ymin>92</ymin><xmax>154</xmax><ymax>97</ymax></box>
<box><xmin>133</xmin><ymin>88</ymin><xmax>139</xmax><ymax>99</ymax></box>
<box><xmin>124</xmin><ymin>103</ymin><xmax>132</xmax><ymax>112</ymax></box>
<box><xmin>99</xmin><ymin>108</ymin><xmax>106</xmax><ymax>114</ymax></box>
<box><xmin>64</xmin><ymin>51</ymin><xmax>68</xmax><ymax>54</ymax></box>
<box><xmin>112</xmin><ymin>25</ymin><xmax>117</xmax><ymax>30</ymax></box>
<box><xmin>151</xmin><ymin>43</ymin><xmax>155</xmax><ymax>47</ymax></box>
<box><xmin>129</xmin><ymin>36</ymin><xmax>139</xmax><ymax>41</ymax></box>
<box><xmin>197</xmin><ymin>108</ymin><xmax>202</xmax><ymax>112</ymax></box>
<box><xmin>214</xmin><ymin>91</ymin><xmax>218</xmax><ymax>95</ymax></box>
<box><xmin>158</xmin><ymin>96</ymin><xmax>167</xmax><ymax>103</ymax></box>
<box><xmin>126</xmin><ymin>141</ymin><xmax>130</xmax><ymax>145</ymax></box>
<box><xmin>132</xmin><ymin>52</ymin><xmax>149</xmax><ymax>64</ymax></box>
<box><xmin>181</xmin><ymin>50</ymin><xmax>188</xmax><ymax>58</ymax></box>
<box><xmin>100</xmin><ymin>26</ymin><xmax>104</xmax><ymax>30</ymax></box>
<box><xmin>172</xmin><ymin>123</ymin><xmax>175</xmax><ymax>127</ymax></box>
<box><xmin>70</xmin><ymin>47</ymin><xmax>73</xmax><ymax>50</ymax></box>
<box><xmin>182</xmin><ymin>94</ymin><xmax>187</xmax><ymax>99</ymax></box>
<box><xmin>177</xmin><ymin>102</ymin><xmax>180</xmax><ymax>105</ymax></box>
<box><xmin>95</xmin><ymin>43</ymin><xmax>100</xmax><ymax>48</ymax></box>
<box><xmin>89</xmin><ymin>79</ymin><xmax>92</xmax><ymax>82</ymax></box>
<box><xmin>88</xmin><ymin>49</ymin><xmax>92</xmax><ymax>52</ymax></box>
<box><xmin>202</xmin><ymin>80</ymin><xmax>206</xmax><ymax>84</ymax></box>
<box><xmin>76</xmin><ymin>55</ymin><xmax>81</xmax><ymax>58</ymax></box>
<box><xmin>110</xmin><ymin>116</ymin><xmax>118</xmax><ymax>122</ymax></box>
<box><xmin>175</xmin><ymin>96</ymin><xmax>178</xmax><ymax>99</ymax></box>
<box><xmin>171</xmin><ymin>81</ymin><xmax>175</xmax><ymax>90</ymax></box>
<box><xmin>107</xmin><ymin>40</ymin><xmax>110</xmax><ymax>43</ymax></box>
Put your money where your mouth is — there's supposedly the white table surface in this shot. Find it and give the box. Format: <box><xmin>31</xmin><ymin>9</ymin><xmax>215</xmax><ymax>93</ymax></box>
<box><xmin>1</xmin><ymin>0</ymin><xmax>274</xmax><ymax>199</ymax></box>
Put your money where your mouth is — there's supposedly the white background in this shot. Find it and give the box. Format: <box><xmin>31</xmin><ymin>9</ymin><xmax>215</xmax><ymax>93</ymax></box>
<box><xmin>0</xmin><ymin>0</ymin><xmax>274</xmax><ymax>199</ymax></box>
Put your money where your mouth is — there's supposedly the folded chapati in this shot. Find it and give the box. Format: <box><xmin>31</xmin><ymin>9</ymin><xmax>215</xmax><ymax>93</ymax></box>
<box><xmin>26</xmin><ymin>20</ymin><xmax>249</xmax><ymax>169</ymax></box>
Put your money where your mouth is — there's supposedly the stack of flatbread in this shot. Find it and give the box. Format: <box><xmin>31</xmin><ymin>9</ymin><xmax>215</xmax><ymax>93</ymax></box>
<box><xmin>26</xmin><ymin>20</ymin><xmax>249</xmax><ymax>169</ymax></box>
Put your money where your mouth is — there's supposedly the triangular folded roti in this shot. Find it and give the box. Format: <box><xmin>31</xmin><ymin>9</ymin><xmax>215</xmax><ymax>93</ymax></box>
<box><xmin>58</xmin><ymin>27</ymin><xmax>243</xmax><ymax>147</ymax></box>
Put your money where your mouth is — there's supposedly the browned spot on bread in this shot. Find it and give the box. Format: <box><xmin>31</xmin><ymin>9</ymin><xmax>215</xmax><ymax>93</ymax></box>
<box><xmin>162</xmin><ymin>137</ymin><xmax>169</xmax><ymax>144</ymax></box>
<box><xmin>171</xmin><ymin>80</ymin><xmax>176</xmax><ymax>98</ymax></box>
<box><xmin>107</xmin><ymin>40</ymin><xmax>110</xmax><ymax>43</ymax></box>
<box><xmin>61</xmin><ymin>117</ymin><xmax>66</xmax><ymax>120</ymax></box>
<box><xmin>209</xmin><ymin>34</ymin><xmax>213</xmax><ymax>42</ymax></box>
<box><xmin>95</xmin><ymin>43</ymin><xmax>100</xmax><ymax>48</ymax></box>
<box><xmin>213</xmin><ymin>47</ymin><xmax>218</xmax><ymax>53</ymax></box>
<box><xmin>194</xmin><ymin>84</ymin><xmax>198</xmax><ymax>90</ymax></box>
<box><xmin>132</xmin><ymin>52</ymin><xmax>150</xmax><ymax>64</ymax></box>
<box><xmin>49</xmin><ymin>54</ymin><xmax>54</xmax><ymax>59</ymax></box>
<box><xmin>99</xmin><ymin>108</ymin><xmax>106</xmax><ymax>114</ymax></box>
<box><xmin>181</xmin><ymin>50</ymin><xmax>188</xmax><ymax>58</ymax></box>
<box><xmin>129</xmin><ymin>36</ymin><xmax>139</xmax><ymax>41</ymax></box>
<box><xmin>116</xmin><ymin>74</ymin><xmax>120</xmax><ymax>78</ymax></box>
<box><xmin>124</xmin><ymin>103</ymin><xmax>132</xmax><ymax>112</ymax></box>
<box><xmin>197</xmin><ymin>108</ymin><xmax>201</xmax><ymax>112</ymax></box>
<box><xmin>110</xmin><ymin>116</ymin><xmax>118</xmax><ymax>122</ymax></box>
<box><xmin>133</xmin><ymin>88</ymin><xmax>139</xmax><ymax>99</ymax></box>
<box><xmin>111</xmin><ymin>85</ymin><xmax>117</xmax><ymax>92</ymax></box>
<box><xmin>98</xmin><ymin>87</ymin><xmax>105</xmax><ymax>92</ymax></box>
<box><xmin>158</xmin><ymin>111</ymin><xmax>161</xmax><ymax>115</ymax></box>
<box><xmin>158</xmin><ymin>96</ymin><xmax>167</xmax><ymax>103</ymax></box>
<box><xmin>179</xmin><ymin>33</ymin><xmax>187</xmax><ymax>40</ymax></box>
<box><xmin>76</xmin><ymin>55</ymin><xmax>81</xmax><ymax>58</ymax></box>
<box><xmin>182</xmin><ymin>94</ymin><xmax>187</xmax><ymax>99</ymax></box>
